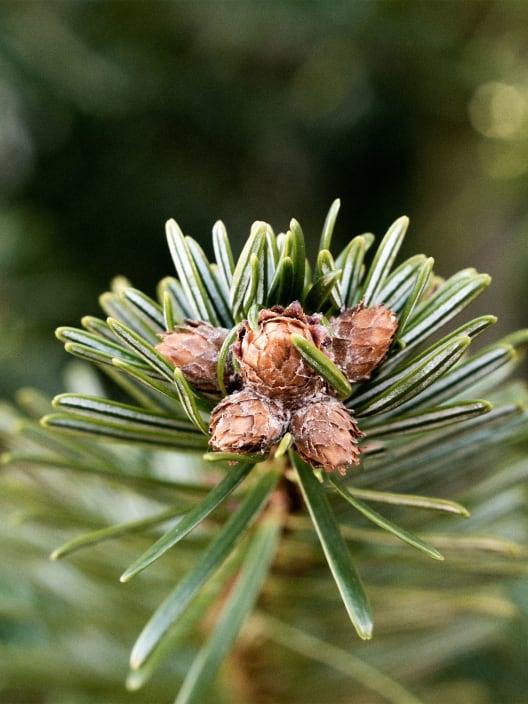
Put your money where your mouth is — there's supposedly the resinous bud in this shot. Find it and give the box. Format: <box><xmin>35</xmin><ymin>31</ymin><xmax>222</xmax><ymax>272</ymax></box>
<box><xmin>291</xmin><ymin>394</ymin><xmax>365</xmax><ymax>474</ymax></box>
<box><xmin>233</xmin><ymin>301</ymin><xmax>329</xmax><ymax>404</ymax></box>
<box><xmin>209</xmin><ymin>388</ymin><xmax>290</xmax><ymax>455</ymax></box>
<box><xmin>156</xmin><ymin>320</ymin><xmax>233</xmax><ymax>393</ymax></box>
<box><xmin>329</xmin><ymin>304</ymin><xmax>398</xmax><ymax>382</ymax></box>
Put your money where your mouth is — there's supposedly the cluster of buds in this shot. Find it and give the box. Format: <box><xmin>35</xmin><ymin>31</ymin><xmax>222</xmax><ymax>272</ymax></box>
<box><xmin>157</xmin><ymin>301</ymin><xmax>397</xmax><ymax>474</ymax></box>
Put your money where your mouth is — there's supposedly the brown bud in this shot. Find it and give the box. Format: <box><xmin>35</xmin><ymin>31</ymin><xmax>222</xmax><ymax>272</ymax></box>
<box><xmin>329</xmin><ymin>303</ymin><xmax>398</xmax><ymax>382</ymax></box>
<box><xmin>209</xmin><ymin>388</ymin><xmax>290</xmax><ymax>455</ymax></box>
<box><xmin>233</xmin><ymin>301</ymin><xmax>329</xmax><ymax>403</ymax></box>
<box><xmin>291</xmin><ymin>394</ymin><xmax>364</xmax><ymax>474</ymax></box>
<box><xmin>156</xmin><ymin>320</ymin><xmax>234</xmax><ymax>393</ymax></box>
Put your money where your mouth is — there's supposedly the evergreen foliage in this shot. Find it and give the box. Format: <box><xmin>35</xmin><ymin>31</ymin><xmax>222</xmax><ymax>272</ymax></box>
<box><xmin>1</xmin><ymin>202</ymin><xmax>527</xmax><ymax>704</ymax></box>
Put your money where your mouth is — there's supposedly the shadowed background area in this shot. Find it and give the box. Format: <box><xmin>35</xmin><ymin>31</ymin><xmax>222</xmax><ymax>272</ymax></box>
<box><xmin>1</xmin><ymin>0</ymin><xmax>527</xmax><ymax>398</ymax></box>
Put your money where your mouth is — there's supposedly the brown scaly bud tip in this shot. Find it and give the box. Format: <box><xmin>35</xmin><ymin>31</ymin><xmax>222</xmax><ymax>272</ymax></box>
<box><xmin>291</xmin><ymin>394</ymin><xmax>365</xmax><ymax>475</ymax></box>
<box><xmin>209</xmin><ymin>388</ymin><xmax>290</xmax><ymax>455</ymax></box>
<box><xmin>233</xmin><ymin>301</ymin><xmax>330</xmax><ymax>404</ymax></box>
<box><xmin>329</xmin><ymin>303</ymin><xmax>398</xmax><ymax>382</ymax></box>
<box><xmin>156</xmin><ymin>320</ymin><xmax>235</xmax><ymax>393</ymax></box>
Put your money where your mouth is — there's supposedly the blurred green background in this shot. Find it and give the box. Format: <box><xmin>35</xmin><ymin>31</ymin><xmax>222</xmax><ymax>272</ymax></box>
<box><xmin>1</xmin><ymin>0</ymin><xmax>527</xmax><ymax>399</ymax></box>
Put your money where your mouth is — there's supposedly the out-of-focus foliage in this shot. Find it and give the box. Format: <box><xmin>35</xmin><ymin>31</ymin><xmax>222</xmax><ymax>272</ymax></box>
<box><xmin>1</xmin><ymin>0</ymin><xmax>527</xmax><ymax>397</ymax></box>
<box><xmin>1</xmin><ymin>363</ymin><xmax>528</xmax><ymax>704</ymax></box>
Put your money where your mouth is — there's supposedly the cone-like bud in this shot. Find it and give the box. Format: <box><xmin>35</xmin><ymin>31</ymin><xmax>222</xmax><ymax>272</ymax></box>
<box><xmin>233</xmin><ymin>301</ymin><xmax>329</xmax><ymax>403</ymax></box>
<box><xmin>209</xmin><ymin>388</ymin><xmax>290</xmax><ymax>455</ymax></box>
<box><xmin>156</xmin><ymin>320</ymin><xmax>234</xmax><ymax>393</ymax></box>
<box><xmin>291</xmin><ymin>394</ymin><xmax>365</xmax><ymax>474</ymax></box>
<box><xmin>329</xmin><ymin>303</ymin><xmax>398</xmax><ymax>382</ymax></box>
